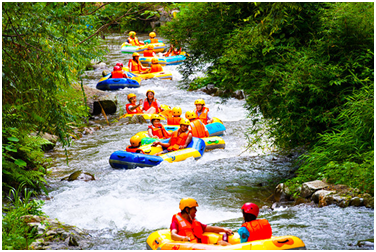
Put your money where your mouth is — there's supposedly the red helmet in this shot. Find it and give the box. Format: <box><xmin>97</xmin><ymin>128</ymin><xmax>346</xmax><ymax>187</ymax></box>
<box><xmin>113</xmin><ymin>66</ymin><xmax>121</xmax><ymax>71</ymax></box>
<box><xmin>241</xmin><ymin>202</ymin><xmax>259</xmax><ymax>217</ymax></box>
<box><xmin>116</xmin><ymin>63</ymin><xmax>124</xmax><ymax>68</ymax></box>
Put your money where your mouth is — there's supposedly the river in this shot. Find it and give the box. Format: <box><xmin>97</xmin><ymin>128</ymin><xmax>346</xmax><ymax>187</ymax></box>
<box><xmin>42</xmin><ymin>33</ymin><xmax>374</xmax><ymax>250</ymax></box>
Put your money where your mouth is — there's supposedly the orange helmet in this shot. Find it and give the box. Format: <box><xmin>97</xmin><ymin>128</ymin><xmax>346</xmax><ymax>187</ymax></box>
<box><xmin>172</xmin><ymin>107</ymin><xmax>182</xmax><ymax>116</ymax></box>
<box><xmin>147</xmin><ymin>44</ymin><xmax>154</xmax><ymax>50</ymax></box>
<box><xmin>185</xmin><ymin>110</ymin><xmax>197</xmax><ymax>120</ymax></box>
<box><xmin>151</xmin><ymin>114</ymin><xmax>162</xmax><ymax>122</ymax></box>
<box><xmin>132</xmin><ymin>52</ymin><xmax>140</xmax><ymax>57</ymax></box>
<box><xmin>151</xmin><ymin>58</ymin><xmax>159</xmax><ymax>64</ymax></box>
<box><xmin>129</xmin><ymin>31</ymin><xmax>136</xmax><ymax>37</ymax></box>
<box><xmin>149</xmin><ymin>32</ymin><xmax>156</xmax><ymax>38</ymax></box>
<box><xmin>130</xmin><ymin>135</ymin><xmax>142</xmax><ymax>147</ymax></box>
<box><xmin>146</xmin><ymin>90</ymin><xmax>155</xmax><ymax>96</ymax></box>
<box><xmin>127</xmin><ymin>93</ymin><xmax>136</xmax><ymax>101</ymax></box>
<box><xmin>180</xmin><ymin>118</ymin><xmax>190</xmax><ymax>126</ymax></box>
<box><xmin>179</xmin><ymin>198</ymin><xmax>198</xmax><ymax>210</ymax></box>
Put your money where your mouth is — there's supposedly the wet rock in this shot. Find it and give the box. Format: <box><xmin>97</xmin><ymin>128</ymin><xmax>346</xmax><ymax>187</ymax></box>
<box><xmin>363</xmin><ymin>196</ymin><xmax>374</xmax><ymax>209</ymax></box>
<box><xmin>61</xmin><ymin>170</ymin><xmax>95</xmax><ymax>182</ymax></box>
<box><xmin>319</xmin><ymin>194</ymin><xmax>350</xmax><ymax>208</ymax></box>
<box><xmin>232</xmin><ymin>90</ymin><xmax>245</xmax><ymax>100</ymax></box>
<box><xmin>68</xmin><ymin>236</ymin><xmax>79</xmax><ymax>246</ymax></box>
<box><xmin>312</xmin><ymin>190</ymin><xmax>335</xmax><ymax>204</ymax></box>
<box><xmin>274</xmin><ymin>183</ymin><xmax>292</xmax><ymax>202</ymax></box>
<box><xmin>357</xmin><ymin>239</ymin><xmax>374</xmax><ymax>249</ymax></box>
<box><xmin>294</xmin><ymin>197</ymin><xmax>311</xmax><ymax>206</ymax></box>
<box><xmin>102</xmin><ymin>70</ymin><xmax>110</xmax><ymax>77</ymax></box>
<box><xmin>300</xmin><ymin>180</ymin><xmax>329</xmax><ymax>198</ymax></box>
<box><xmin>130</xmin><ymin>115</ymin><xmax>147</xmax><ymax>124</ymax></box>
<box><xmin>350</xmin><ymin>197</ymin><xmax>363</xmax><ymax>207</ymax></box>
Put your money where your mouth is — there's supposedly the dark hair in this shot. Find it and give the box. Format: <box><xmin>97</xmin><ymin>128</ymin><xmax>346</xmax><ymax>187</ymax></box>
<box><xmin>181</xmin><ymin>207</ymin><xmax>190</xmax><ymax>214</ymax></box>
<box><xmin>242</xmin><ymin>210</ymin><xmax>257</xmax><ymax>222</ymax></box>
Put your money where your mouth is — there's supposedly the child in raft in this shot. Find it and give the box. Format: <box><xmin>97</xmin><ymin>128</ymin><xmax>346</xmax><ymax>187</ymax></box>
<box><xmin>238</xmin><ymin>202</ymin><xmax>272</xmax><ymax>243</ymax></box>
<box><xmin>143</xmin><ymin>58</ymin><xmax>164</xmax><ymax>74</ymax></box>
<box><xmin>125</xmin><ymin>135</ymin><xmax>144</xmax><ymax>153</ymax></box>
<box><xmin>148</xmin><ymin>114</ymin><xmax>171</xmax><ymax>139</ymax></box>
<box><xmin>143</xmin><ymin>44</ymin><xmax>157</xmax><ymax>57</ymax></box>
<box><xmin>167</xmin><ymin>107</ymin><xmax>183</xmax><ymax>125</ymax></box>
<box><xmin>152</xmin><ymin>118</ymin><xmax>192</xmax><ymax>156</ymax></box>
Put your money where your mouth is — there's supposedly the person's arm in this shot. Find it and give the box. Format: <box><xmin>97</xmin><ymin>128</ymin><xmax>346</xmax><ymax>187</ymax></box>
<box><xmin>238</xmin><ymin>226</ymin><xmax>249</xmax><ymax>243</ymax></box>
<box><xmin>171</xmin><ymin>229</ymin><xmax>190</xmax><ymax>242</ymax></box>
<box><xmin>180</xmin><ymin>132</ymin><xmax>192</xmax><ymax>149</ymax></box>
<box><xmin>205</xmin><ymin>225</ymin><xmax>232</xmax><ymax>235</ymax></box>
<box><xmin>207</xmin><ymin>111</ymin><xmax>213</xmax><ymax>124</ymax></box>
<box><xmin>152</xmin><ymin>138</ymin><xmax>171</xmax><ymax>148</ymax></box>
<box><xmin>147</xmin><ymin>128</ymin><xmax>154</xmax><ymax>138</ymax></box>
<box><xmin>129</xmin><ymin>103</ymin><xmax>141</xmax><ymax>112</ymax></box>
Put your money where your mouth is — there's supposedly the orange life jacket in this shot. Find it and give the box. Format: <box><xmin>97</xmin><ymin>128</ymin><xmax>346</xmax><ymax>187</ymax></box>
<box><xmin>111</xmin><ymin>70</ymin><xmax>126</xmax><ymax>79</ymax></box>
<box><xmin>143</xmin><ymin>49</ymin><xmax>155</xmax><ymax>57</ymax></box>
<box><xmin>148</xmin><ymin>125</ymin><xmax>169</xmax><ymax>139</ymax></box>
<box><xmin>171</xmin><ymin>213</ymin><xmax>209</xmax><ymax>244</ymax></box>
<box><xmin>149</xmin><ymin>64</ymin><xmax>163</xmax><ymax>73</ymax></box>
<box><xmin>128</xmin><ymin>59</ymin><xmax>147</xmax><ymax>72</ymax></box>
<box><xmin>190</xmin><ymin>119</ymin><xmax>209</xmax><ymax>138</ymax></box>
<box><xmin>241</xmin><ymin>219</ymin><xmax>272</xmax><ymax>242</ymax></box>
<box><xmin>128</xmin><ymin>37</ymin><xmax>141</xmax><ymax>46</ymax></box>
<box><xmin>165</xmin><ymin>47</ymin><xmax>181</xmax><ymax>57</ymax></box>
<box><xmin>194</xmin><ymin>107</ymin><xmax>210</xmax><ymax>125</ymax></box>
<box><xmin>167</xmin><ymin>116</ymin><xmax>182</xmax><ymax>125</ymax></box>
<box><xmin>150</xmin><ymin>38</ymin><xmax>159</xmax><ymax>43</ymax></box>
<box><xmin>168</xmin><ymin>129</ymin><xmax>190</xmax><ymax>151</ymax></box>
<box><xmin>143</xmin><ymin>99</ymin><xmax>160</xmax><ymax>113</ymax></box>
<box><xmin>126</xmin><ymin>146</ymin><xmax>144</xmax><ymax>153</ymax></box>
<box><xmin>126</xmin><ymin>103</ymin><xmax>143</xmax><ymax>114</ymax></box>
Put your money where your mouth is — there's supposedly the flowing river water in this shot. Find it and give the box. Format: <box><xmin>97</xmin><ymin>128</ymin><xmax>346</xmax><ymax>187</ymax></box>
<box><xmin>42</xmin><ymin>33</ymin><xmax>374</xmax><ymax>250</ymax></box>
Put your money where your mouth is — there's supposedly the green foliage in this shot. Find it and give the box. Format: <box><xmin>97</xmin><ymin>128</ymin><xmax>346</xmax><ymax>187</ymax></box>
<box><xmin>2</xmin><ymin>184</ymin><xmax>45</xmax><ymax>250</ymax></box>
<box><xmin>161</xmin><ymin>2</ymin><xmax>374</xmax><ymax>191</ymax></box>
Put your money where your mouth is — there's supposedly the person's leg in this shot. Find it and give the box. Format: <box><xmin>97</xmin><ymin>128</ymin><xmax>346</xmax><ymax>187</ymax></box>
<box><xmin>145</xmin><ymin>107</ymin><xmax>156</xmax><ymax>114</ymax></box>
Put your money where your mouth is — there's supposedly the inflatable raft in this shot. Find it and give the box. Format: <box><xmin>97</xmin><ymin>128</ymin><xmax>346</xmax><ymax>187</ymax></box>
<box><xmin>123</xmin><ymin>67</ymin><xmax>172</xmax><ymax>80</ymax></box>
<box><xmin>121</xmin><ymin>42</ymin><xmax>166</xmax><ymax>54</ymax></box>
<box><xmin>139</xmin><ymin>54</ymin><xmax>186</xmax><ymax>67</ymax></box>
<box><xmin>109</xmin><ymin>137</ymin><xmax>206</xmax><ymax>169</ymax></box>
<box><xmin>119</xmin><ymin>105</ymin><xmax>172</xmax><ymax>121</ymax></box>
<box><xmin>143</xmin><ymin>40</ymin><xmax>167</xmax><ymax>52</ymax></box>
<box><xmin>146</xmin><ymin>229</ymin><xmax>306</xmax><ymax>250</ymax></box>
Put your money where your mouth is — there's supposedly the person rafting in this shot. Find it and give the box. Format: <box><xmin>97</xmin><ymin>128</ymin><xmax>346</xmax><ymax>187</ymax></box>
<box><xmin>126</xmin><ymin>93</ymin><xmax>143</xmax><ymax>114</ymax></box>
<box><xmin>167</xmin><ymin>107</ymin><xmax>183</xmax><ymax>125</ymax></box>
<box><xmin>128</xmin><ymin>52</ymin><xmax>149</xmax><ymax>73</ymax></box>
<box><xmin>238</xmin><ymin>202</ymin><xmax>272</xmax><ymax>243</ymax></box>
<box><xmin>165</xmin><ymin>43</ymin><xmax>182</xmax><ymax>57</ymax></box>
<box><xmin>144</xmin><ymin>58</ymin><xmax>164</xmax><ymax>73</ymax></box>
<box><xmin>126</xmin><ymin>135</ymin><xmax>144</xmax><ymax>153</ymax></box>
<box><xmin>194</xmin><ymin>99</ymin><xmax>213</xmax><ymax>125</ymax></box>
<box><xmin>145</xmin><ymin>32</ymin><xmax>159</xmax><ymax>44</ymax></box>
<box><xmin>143</xmin><ymin>90</ymin><xmax>164</xmax><ymax>114</ymax></box>
<box><xmin>152</xmin><ymin>118</ymin><xmax>192</xmax><ymax>156</ymax></box>
<box><xmin>110</xmin><ymin>65</ymin><xmax>128</xmax><ymax>79</ymax></box>
<box><xmin>185</xmin><ymin>110</ymin><xmax>209</xmax><ymax>138</ymax></box>
<box><xmin>148</xmin><ymin>114</ymin><xmax>171</xmax><ymax>139</ymax></box>
<box><xmin>170</xmin><ymin>198</ymin><xmax>233</xmax><ymax>245</ymax></box>
<box><xmin>143</xmin><ymin>44</ymin><xmax>157</xmax><ymax>57</ymax></box>
<box><xmin>127</xmin><ymin>31</ymin><xmax>142</xmax><ymax>46</ymax></box>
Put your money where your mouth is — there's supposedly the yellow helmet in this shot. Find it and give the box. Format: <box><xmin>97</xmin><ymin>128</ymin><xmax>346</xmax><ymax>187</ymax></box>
<box><xmin>130</xmin><ymin>135</ymin><xmax>142</xmax><ymax>147</ymax></box>
<box><xmin>147</xmin><ymin>44</ymin><xmax>154</xmax><ymax>50</ymax></box>
<box><xmin>151</xmin><ymin>58</ymin><xmax>159</xmax><ymax>64</ymax></box>
<box><xmin>129</xmin><ymin>31</ymin><xmax>136</xmax><ymax>36</ymax></box>
<box><xmin>180</xmin><ymin>118</ymin><xmax>190</xmax><ymax>126</ymax></box>
<box><xmin>151</xmin><ymin>114</ymin><xmax>162</xmax><ymax>121</ymax></box>
<box><xmin>179</xmin><ymin>198</ymin><xmax>198</xmax><ymax>210</ymax></box>
<box><xmin>146</xmin><ymin>90</ymin><xmax>155</xmax><ymax>96</ymax></box>
<box><xmin>185</xmin><ymin>110</ymin><xmax>197</xmax><ymax>120</ymax></box>
<box><xmin>149</xmin><ymin>32</ymin><xmax>156</xmax><ymax>38</ymax></box>
<box><xmin>194</xmin><ymin>99</ymin><xmax>205</xmax><ymax>105</ymax></box>
<box><xmin>127</xmin><ymin>93</ymin><xmax>136</xmax><ymax>101</ymax></box>
<box><xmin>172</xmin><ymin>107</ymin><xmax>182</xmax><ymax>116</ymax></box>
<box><xmin>132</xmin><ymin>52</ymin><xmax>140</xmax><ymax>57</ymax></box>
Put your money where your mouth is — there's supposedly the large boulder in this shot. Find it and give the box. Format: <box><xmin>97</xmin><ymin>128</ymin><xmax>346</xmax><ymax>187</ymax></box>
<box><xmin>300</xmin><ymin>180</ymin><xmax>329</xmax><ymax>198</ymax></box>
<box><xmin>61</xmin><ymin>171</ymin><xmax>95</xmax><ymax>182</ymax></box>
<box><xmin>311</xmin><ymin>189</ymin><xmax>335</xmax><ymax>204</ymax></box>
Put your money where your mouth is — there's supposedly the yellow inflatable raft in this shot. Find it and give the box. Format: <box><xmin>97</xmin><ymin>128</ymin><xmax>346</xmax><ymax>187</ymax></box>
<box><xmin>124</xmin><ymin>67</ymin><xmax>172</xmax><ymax>80</ymax></box>
<box><xmin>121</xmin><ymin>42</ymin><xmax>166</xmax><ymax>53</ymax></box>
<box><xmin>119</xmin><ymin>105</ymin><xmax>172</xmax><ymax>120</ymax></box>
<box><xmin>146</xmin><ymin>229</ymin><xmax>306</xmax><ymax>250</ymax></box>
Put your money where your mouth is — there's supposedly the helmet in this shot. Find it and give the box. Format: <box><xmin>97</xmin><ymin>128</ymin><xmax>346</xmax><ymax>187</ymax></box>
<box><xmin>132</xmin><ymin>52</ymin><xmax>140</xmax><ymax>57</ymax></box>
<box><xmin>194</xmin><ymin>99</ymin><xmax>205</xmax><ymax>105</ymax></box>
<box><xmin>146</xmin><ymin>90</ymin><xmax>155</xmax><ymax>96</ymax></box>
<box><xmin>172</xmin><ymin>107</ymin><xmax>182</xmax><ymax>116</ymax></box>
<box><xmin>113</xmin><ymin>65</ymin><xmax>121</xmax><ymax>71</ymax></box>
<box><xmin>129</xmin><ymin>31</ymin><xmax>136</xmax><ymax>36</ymax></box>
<box><xmin>149</xmin><ymin>32</ymin><xmax>156</xmax><ymax>38</ymax></box>
<box><xmin>151</xmin><ymin>114</ymin><xmax>162</xmax><ymax>121</ymax></box>
<box><xmin>180</xmin><ymin>118</ymin><xmax>190</xmax><ymax>126</ymax></box>
<box><xmin>241</xmin><ymin>202</ymin><xmax>259</xmax><ymax>217</ymax></box>
<box><xmin>130</xmin><ymin>135</ymin><xmax>142</xmax><ymax>147</ymax></box>
<box><xmin>116</xmin><ymin>62</ymin><xmax>124</xmax><ymax>68</ymax></box>
<box><xmin>127</xmin><ymin>93</ymin><xmax>136</xmax><ymax>101</ymax></box>
<box><xmin>179</xmin><ymin>198</ymin><xmax>198</xmax><ymax>211</ymax></box>
<box><xmin>151</xmin><ymin>58</ymin><xmax>159</xmax><ymax>64</ymax></box>
<box><xmin>185</xmin><ymin>110</ymin><xmax>197</xmax><ymax>120</ymax></box>
<box><xmin>147</xmin><ymin>44</ymin><xmax>154</xmax><ymax>50</ymax></box>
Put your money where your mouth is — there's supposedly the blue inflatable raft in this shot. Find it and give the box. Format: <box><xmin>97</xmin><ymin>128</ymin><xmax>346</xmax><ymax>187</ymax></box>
<box><xmin>109</xmin><ymin>137</ymin><xmax>206</xmax><ymax>169</ymax></box>
<box><xmin>96</xmin><ymin>72</ymin><xmax>141</xmax><ymax>91</ymax></box>
<box><xmin>139</xmin><ymin>55</ymin><xmax>186</xmax><ymax>67</ymax></box>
